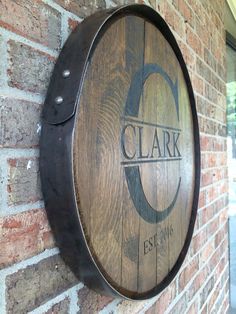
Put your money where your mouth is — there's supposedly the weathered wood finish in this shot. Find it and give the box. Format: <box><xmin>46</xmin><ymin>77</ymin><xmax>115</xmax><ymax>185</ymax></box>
<box><xmin>40</xmin><ymin>4</ymin><xmax>200</xmax><ymax>300</ymax></box>
<box><xmin>73</xmin><ymin>15</ymin><xmax>196</xmax><ymax>297</ymax></box>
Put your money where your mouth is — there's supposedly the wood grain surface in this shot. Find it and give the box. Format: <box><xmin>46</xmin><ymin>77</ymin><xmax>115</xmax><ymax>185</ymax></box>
<box><xmin>73</xmin><ymin>14</ymin><xmax>195</xmax><ymax>298</ymax></box>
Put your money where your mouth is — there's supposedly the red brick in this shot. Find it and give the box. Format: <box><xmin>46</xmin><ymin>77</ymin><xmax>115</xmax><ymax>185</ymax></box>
<box><xmin>188</xmin><ymin>266</ymin><xmax>208</xmax><ymax>300</ymax></box>
<box><xmin>191</xmin><ymin>74</ymin><xmax>204</xmax><ymax>95</ymax></box>
<box><xmin>201</xmin><ymin>304</ymin><xmax>208</xmax><ymax>314</ymax></box>
<box><xmin>205</xmin><ymin>103</ymin><xmax>224</xmax><ymax>123</ymax></box>
<box><xmin>6</xmin><ymin>254</ymin><xmax>77</xmax><ymax>313</ymax></box>
<box><xmin>211</xmin><ymin>34</ymin><xmax>221</xmax><ymax>61</ymax></box>
<box><xmin>174</xmin><ymin>0</ymin><xmax>195</xmax><ymax>27</ymax></box>
<box><xmin>213</xmin><ymin>137</ymin><xmax>226</xmax><ymax>152</ymax></box>
<box><xmin>202</xmin><ymin>153</ymin><xmax>217</xmax><ymax>169</ymax></box>
<box><xmin>77</xmin><ymin>286</ymin><xmax>114</xmax><ymax>313</ymax></box>
<box><xmin>196</xmin><ymin>15</ymin><xmax>210</xmax><ymax>48</ymax></box>
<box><xmin>218</xmin><ymin>208</ymin><xmax>228</xmax><ymax>227</ymax></box>
<box><xmin>169</xmin><ymin>293</ymin><xmax>187</xmax><ymax>313</ymax></box>
<box><xmin>7</xmin><ymin>158</ymin><xmax>42</xmax><ymax>206</ymax></box>
<box><xmin>200</xmin><ymin>276</ymin><xmax>215</xmax><ymax>309</ymax></box>
<box><xmin>205</xmin><ymin>185</ymin><xmax>218</xmax><ymax>204</ymax></box>
<box><xmin>200</xmin><ymin>239</ymin><xmax>214</xmax><ymax>265</ymax></box>
<box><xmin>199</xmin><ymin>204</ymin><xmax>214</xmax><ymax>226</ymax></box>
<box><xmin>217</xmin><ymin>62</ymin><xmax>226</xmax><ymax>81</ymax></box>
<box><xmin>212</xmin><ymin>11</ymin><xmax>222</xmax><ymax>32</ymax></box>
<box><xmin>217</xmin><ymin>92</ymin><xmax>226</xmax><ymax>109</ymax></box>
<box><xmin>0</xmin><ymin>209</ymin><xmax>54</xmax><ymax>268</ymax></box>
<box><xmin>44</xmin><ymin>298</ymin><xmax>70</xmax><ymax>314</ymax></box>
<box><xmin>217</xmin><ymin>153</ymin><xmax>227</xmax><ymax>166</ymax></box>
<box><xmin>222</xmin><ymin>297</ymin><xmax>230</xmax><ymax>314</ymax></box>
<box><xmin>208</xmin><ymin>242</ymin><xmax>222</xmax><ymax>272</ymax></box>
<box><xmin>190</xmin><ymin>227</ymin><xmax>207</xmax><ymax>256</ymax></box>
<box><xmin>8</xmin><ymin>41</ymin><xmax>55</xmax><ymax>95</ymax></box>
<box><xmin>201</xmin><ymin>168</ymin><xmax>226</xmax><ymax>188</ymax></box>
<box><xmin>208</xmin><ymin>281</ymin><xmax>220</xmax><ymax>313</ymax></box>
<box><xmin>198</xmin><ymin>190</ymin><xmax>206</xmax><ymax>208</ymax></box>
<box><xmin>217</xmin><ymin>93</ymin><xmax>226</xmax><ymax>111</ymax></box>
<box><xmin>205</xmin><ymin>83</ymin><xmax>218</xmax><ymax>104</ymax></box>
<box><xmin>207</xmin><ymin>153</ymin><xmax>217</xmax><ymax>168</ymax></box>
<box><xmin>0</xmin><ymin>0</ymin><xmax>61</xmax><ymax>50</ymax></box>
<box><xmin>68</xmin><ymin>18</ymin><xmax>79</xmax><ymax>32</ymax></box>
<box><xmin>179</xmin><ymin>255</ymin><xmax>199</xmax><ymax>291</ymax></box>
<box><xmin>42</xmin><ymin>231</ymin><xmax>55</xmax><ymax>249</ymax></box>
<box><xmin>137</xmin><ymin>0</ymin><xmax>156</xmax><ymax>9</ymax></box>
<box><xmin>163</xmin><ymin>1</ymin><xmax>185</xmax><ymax>38</ymax></box>
<box><xmin>187</xmin><ymin>0</ymin><xmax>204</xmax><ymax>21</ymax></box>
<box><xmin>145</xmin><ymin>281</ymin><xmax>176</xmax><ymax>313</ymax></box>
<box><xmin>55</xmin><ymin>0</ymin><xmax>105</xmax><ymax>18</ymax></box>
<box><xmin>200</xmin><ymin>135</ymin><xmax>212</xmax><ymax>152</ymax></box>
<box><xmin>201</xmin><ymin>170</ymin><xmax>213</xmax><ymax>187</ymax></box>
<box><xmin>214</xmin><ymin>224</ymin><xmax>226</xmax><ymax>249</ymax></box>
<box><xmin>186</xmin><ymin>301</ymin><xmax>198</xmax><ymax>314</ymax></box>
<box><xmin>200</xmin><ymin>153</ymin><xmax>207</xmax><ymax>169</ymax></box>
<box><xmin>218</xmin><ymin>180</ymin><xmax>228</xmax><ymax>194</ymax></box>
<box><xmin>204</xmin><ymin>48</ymin><xmax>217</xmax><ymax>72</ymax></box>
<box><xmin>196</xmin><ymin>95</ymin><xmax>206</xmax><ymax>116</ymax></box>
<box><xmin>0</xmin><ymin>97</ymin><xmax>41</xmax><ymax>148</ymax></box>
<box><xmin>196</xmin><ymin>57</ymin><xmax>211</xmax><ymax>83</ymax></box>
<box><xmin>186</xmin><ymin>25</ymin><xmax>202</xmax><ymax>56</ymax></box>
<box><xmin>178</xmin><ymin>41</ymin><xmax>195</xmax><ymax>71</ymax></box>
<box><xmin>200</xmin><ymin>136</ymin><xmax>225</xmax><ymax>153</ymax></box>
<box><xmin>215</xmin><ymin>252</ymin><xmax>228</xmax><ymax>279</ymax></box>
<box><xmin>207</xmin><ymin>216</ymin><xmax>219</xmax><ymax>237</ymax></box>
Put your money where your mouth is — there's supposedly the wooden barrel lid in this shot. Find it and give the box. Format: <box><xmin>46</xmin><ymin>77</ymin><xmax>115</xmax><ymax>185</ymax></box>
<box><xmin>40</xmin><ymin>4</ymin><xmax>200</xmax><ymax>300</ymax></box>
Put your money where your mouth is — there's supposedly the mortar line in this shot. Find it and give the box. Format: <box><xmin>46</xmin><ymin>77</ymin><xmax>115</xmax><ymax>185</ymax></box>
<box><xmin>166</xmin><ymin>253</ymin><xmax>229</xmax><ymax>314</ymax></box>
<box><xmin>99</xmin><ymin>299</ymin><xmax>121</xmax><ymax>314</ymax></box>
<box><xmin>105</xmin><ymin>0</ymin><xmax>117</xmax><ymax>8</ymax></box>
<box><xmin>0</xmin><ymin>148</ymin><xmax>39</xmax><ymax>158</ymax></box>
<box><xmin>0</xmin><ymin>248</ymin><xmax>59</xmax><ymax>313</ymax></box>
<box><xmin>28</xmin><ymin>283</ymin><xmax>83</xmax><ymax>314</ymax></box>
<box><xmin>198</xmin><ymin>193</ymin><xmax>228</xmax><ymax>212</ymax></box>
<box><xmin>199</xmin><ymin>131</ymin><xmax>227</xmax><ymax>140</ymax></box>
<box><xmin>60</xmin><ymin>11</ymin><xmax>70</xmax><ymax>47</ymax></box>
<box><xmin>0</xmin><ymin>248</ymin><xmax>59</xmax><ymax>277</ymax></box>
<box><xmin>197</xmin><ymin>111</ymin><xmax>227</xmax><ymax>128</ymax></box>
<box><xmin>0</xmin><ymin>200</ymin><xmax>45</xmax><ymax>217</ymax></box>
<box><xmin>179</xmin><ymin>222</ymin><xmax>229</xmax><ymax>297</ymax></box>
<box><xmin>0</xmin><ymin>34</ymin><xmax>8</xmax><ymax>89</ymax></box>
<box><xmin>69</xmin><ymin>283</ymin><xmax>84</xmax><ymax>314</ymax></box>
<box><xmin>200</xmin><ymin>263</ymin><xmax>229</xmax><ymax>312</ymax></box>
<box><xmin>192</xmin><ymin>221</ymin><xmax>228</xmax><ymax>269</ymax></box>
<box><xmin>198</xmin><ymin>178</ymin><xmax>228</xmax><ymax>193</ymax></box>
<box><xmin>0</xmin><ymin>27</ymin><xmax>58</xmax><ymax>58</ymax></box>
<box><xmin>42</xmin><ymin>0</ymin><xmax>82</xmax><ymax>22</ymax></box>
<box><xmin>0</xmin><ymin>274</ymin><xmax>6</xmax><ymax>314</ymax></box>
<box><xmin>193</xmin><ymin>204</ymin><xmax>228</xmax><ymax>239</ymax></box>
<box><xmin>0</xmin><ymin>156</ymin><xmax>8</xmax><ymax>216</ymax></box>
<box><xmin>0</xmin><ymin>86</ymin><xmax>44</xmax><ymax>103</ymax></box>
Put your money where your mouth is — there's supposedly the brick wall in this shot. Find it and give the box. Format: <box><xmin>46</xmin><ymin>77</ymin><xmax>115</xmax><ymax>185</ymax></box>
<box><xmin>0</xmin><ymin>0</ymin><xmax>229</xmax><ymax>313</ymax></box>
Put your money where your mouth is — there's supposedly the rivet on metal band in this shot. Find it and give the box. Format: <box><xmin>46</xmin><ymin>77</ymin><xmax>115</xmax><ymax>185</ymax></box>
<box><xmin>62</xmin><ymin>70</ymin><xmax>71</xmax><ymax>78</ymax></box>
<box><xmin>55</xmin><ymin>96</ymin><xmax>63</xmax><ymax>104</ymax></box>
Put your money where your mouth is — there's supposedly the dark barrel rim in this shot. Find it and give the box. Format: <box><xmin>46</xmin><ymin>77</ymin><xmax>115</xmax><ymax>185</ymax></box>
<box><xmin>40</xmin><ymin>4</ymin><xmax>200</xmax><ymax>300</ymax></box>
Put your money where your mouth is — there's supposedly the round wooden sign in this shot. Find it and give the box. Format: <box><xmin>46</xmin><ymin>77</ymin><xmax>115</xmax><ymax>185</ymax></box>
<box><xmin>40</xmin><ymin>4</ymin><xmax>200</xmax><ymax>300</ymax></box>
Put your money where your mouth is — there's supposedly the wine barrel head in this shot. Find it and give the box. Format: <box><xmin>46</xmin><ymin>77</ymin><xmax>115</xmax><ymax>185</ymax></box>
<box><xmin>40</xmin><ymin>4</ymin><xmax>200</xmax><ymax>300</ymax></box>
